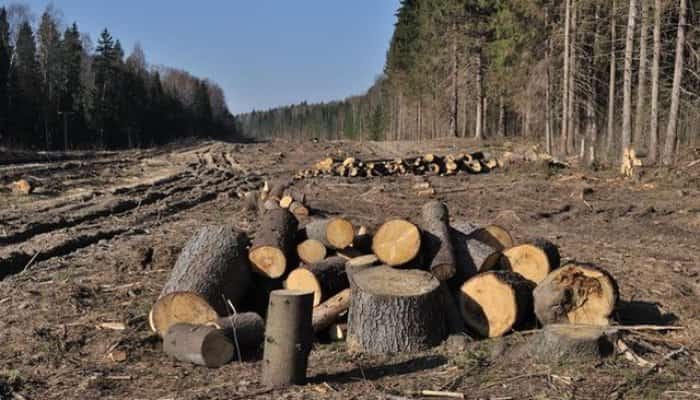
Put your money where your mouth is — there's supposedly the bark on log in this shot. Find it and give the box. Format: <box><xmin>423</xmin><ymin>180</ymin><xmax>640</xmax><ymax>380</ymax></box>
<box><xmin>151</xmin><ymin>226</ymin><xmax>251</xmax><ymax>336</ymax></box>
<box><xmin>208</xmin><ymin>312</ymin><xmax>265</xmax><ymax>350</ymax></box>
<box><xmin>419</xmin><ymin>201</ymin><xmax>457</xmax><ymax>281</ymax></box>
<box><xmin>470</xmin><ymin>225</ymin><xmax>514</xmax><ymax>250</ymax></box>
<box><xmin>305</xmin><ymin>218</ymin><xmax>355</xmax><ymax>250</ymax></box>
<box><xmin>450</xmin><ymin>222</ymin><xmax>501</xmax><ymax>285</ymax></box>
<box><xmin>261</xmin><ymin>290</ymin><xmax>314</xmax><ymax>388</ymax></box>
<box><xmin>296</xmin><ymin>239</ymin><xmax>327</xmax><ymax>265</ymax></box>
<box><xmin>249</xmin><ymin>208</ymin><xmax>298</xmax><ymax>278</ymax></box>
<box><xmin>289</xmin><ymin>201</ymin><xmax>310</xmax><ymax>218</ymax></box>
<box><xmin>527</xmin><ymin>324</ymin><xmax>615</xmax><ymax>362</ymax></box>
<box><xmin>372</xmin><ymin>219</ymin><xmax>422</xmax><ymax>266</ymax></box>
<box><xmin>534</xmin><ymin>263</ymin><xmax>619</xmax><ymax>326</ymax></box>
<box><xmin>163</xmin><ymin>323</ymin><xmax>234</xmax><ymax>368</ymax></box>
<box><xmin>499</xmin><ymin>239</ymin><xmax>560</xmax><ymax>284</ymax></box>
<box><xmin>459</xmin><ymin>271</ymin><xmax>534</xmax><ymax>338</ymax></box>
<box><xmin>285</xmin><ymin>256</ymin><xmax>348</xmax><ymax>306</ymax></box>
<box><xmin>312</xmin><ymin>288</ymin><xmax>351</xmax><ymax>333</ymax></box>
<box><xmin>347</xmin><ymin>266</ymin><xmax>446</xmax><ymax>353</ymax></box>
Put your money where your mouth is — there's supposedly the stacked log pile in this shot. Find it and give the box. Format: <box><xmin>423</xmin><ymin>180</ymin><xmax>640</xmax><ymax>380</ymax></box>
<box><xmin>150</xmin><ymin>192</ymin><xmax>622</xmax><ymax>385</ymax></box>
<box><xmin>295</xmin><ymin>152</ymin><xmax>501</xmax><ymax>179</ymax></box>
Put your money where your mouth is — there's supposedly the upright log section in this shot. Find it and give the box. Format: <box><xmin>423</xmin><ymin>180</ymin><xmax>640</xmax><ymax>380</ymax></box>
<box><xmin>305</xmin><ymin>218</ymin><xmax>355</xmax><ymax>250</ymax></box>
<box><xmin>372</xmin><ymin>219</ymin><xmax>422</xmax><ymax>267</ymax></box>
<box><xmin>534</xmin><ymin>263</ymin><xmax>619</xmax><ymax>326</ymax></box>
<box><xmin>249</xmin><ymin>208</ymin><xmax>298</xmax><ymax>278</ymax></box>
<box><xmin>347</xmin><ymin>266</ymin><xmax>446</xmax><ymax>353</ymax></box>
<box><xmin>419</xmin><ymin>201</ymin><xmax>457</xmax><ymax>281</ymax></box>
<box><xmin>150</xmin><ymin>226</ymin><xmax>251</xmax><ymax>336</ymax></box>
<box><xmin>261</xmin><ymin>290</ymin><xmax>314</xmax><ymax>388</ymax></box>
<box><xmin>459</xmin><ymin>271</ymin><xmax>534</xmax><ymax>338</ymax></box>
<box><xmin>285</xmin><ymin>256</ymin><xmax>349</xmax><ymax>306</ymax></box>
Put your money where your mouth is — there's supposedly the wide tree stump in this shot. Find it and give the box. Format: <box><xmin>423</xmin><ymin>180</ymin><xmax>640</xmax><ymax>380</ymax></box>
<box><xmin>249</xmin><ymin>208</ymin><xmax>298</xmax><ymax>278</ymax></box>
<box><xmin>372</xmin><ymin>219</ymin><xmax>422</xmax><ymax>266</ymax></box>
<box><xmin>347</xmin><ymin>266</ymin><xmax>446</xmax><ymax>353</ymax></box>
<box><xmin>261</xmin><ymin>290</ymin><xmax>314</xmax><ymax>388</ymax></box>
<box><xmin>312</xmin><ymin>288</ymin><xmax>351</xmax><ymax>333</ymax></box>
<box><xmin>459</xmin><ymin>271</ymin><xmax>534</xmax><ymax>338</ymax></box>
<box><xmin>285</xmin><ymin>256</ymin><xmax>348</xmax><ymax>306</ymax></box>
<box><xmin>163</xmin><ymin>323</ymin><xmax>234</xmax><ymax>368</ymax></box>
<box><xmin>534</xmin><ymin>263</ymin><xmax>619</xmax><ymax>326</ymax></box>
<box><xmin>499</xmin><ymin>239</ymin><xmax>561</xmax><ymax>284</ymax></box>
<box><xmin>527</xmin><ymin>324</ymin><xmax>616</xmax><ymax>362</ymax></box>
<box><xmin>419</xmin><ymin>201</ymin><xmax>457</xmax><ymax>281</ymax></box>
<box><xmin>296</xmin><ymin>239</ymin><xmax>327</xmax><ymax>265</ymax></box>
<box><xmin>305</xmin><ymin>217</ymin><xmax>354</xmax><ymax>250</ymax></box>
<box><xmin>150</xmin><ymin>226</ymin><xmax>251</xmax><ymax>335</ymax></box>
<box><xmin>208</xmin><ymin>312</ymin><xmax>265</xmax><ymax>350</ymax></box>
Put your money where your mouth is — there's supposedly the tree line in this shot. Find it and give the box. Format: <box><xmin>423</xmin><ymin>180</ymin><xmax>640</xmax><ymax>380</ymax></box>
<box><xmin>0</xmin><ymin>4</ymin><xmax>237</xmax><ymax>151</ymax></box>
<box><xmin>239</xmin><ymin>0</ymin><xmax>699</xmax><ymax>167</ymax></box>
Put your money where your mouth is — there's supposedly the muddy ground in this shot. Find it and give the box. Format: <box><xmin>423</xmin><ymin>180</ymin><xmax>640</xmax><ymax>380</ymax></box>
<box><xmin>0</xmin><ymin>138</ymin><xmax>698</xmax><ymax>400</ymax></box>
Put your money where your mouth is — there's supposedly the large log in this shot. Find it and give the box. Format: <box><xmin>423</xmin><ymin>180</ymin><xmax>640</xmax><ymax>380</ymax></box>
<box><xmin>470</xmin><ymin>225</ymin><xmax>514</xmax><ymax>250</ymax></box>
<box><xmin>296</xmin><ymin>239</ymin><xmax>327</xmax><ymax>265</ymax></box>
<box><xmin>312</xmin><ymin>288</ymin><xmax>351</xmax><ymax>333</ymax></box>
<box><xmin>534</xmin><ymin>263</ymin><xmax>619</xmax><ymax>326</ymax></box>
<box><xmin>459</xmin><ymin>271</ymin><xmax>534</xmax><ymax>338</ymax></box>
<box><xmin>249</xmin><ymin>208</ymin><xmax>298</xmax><ymax>278</ymax></box>
<box><xmin>261</xmin><ymin>290</ymin><xmax>314</xmax><ymax>388</ymax></box>
<box><xmin>499</xmin><ymin>239</ymin><xmax>561</xmax><ymax>284</ymax></box>
<box><xmin>150</xmin><ymin>226</ymin><xmax>251</xmax><ymax>336</ymax></box>
<box><xmin>347</xmin><ymin>266</ymin><xmax>446</xmax><ymax>353</ymax></box>
<box><xmin>305</xmin><ymin>217</ymin><xmax>355</xmax><ymax>250</ymax></box>
<box><xmin>208</xmin><ymin>312</ymin><xmax>265</xmax><ymax>350</ymax></box>
<box><xmin>163</xmin><ymin>323</ymin><xmax>234</xmax><ymax>368</ymax></box>
<box><xmin>419</xmin><ymin>201</ymin><xmax>457</xmax><ymax>281</ymax></box>
<box><xmin>372</xmin><ymin>219</ymin><xmax>422</xmax><ymax>266</ymax></box>
<box><xmin>450</xmin><ymin>222</ymin><xmax>501</xmax><ymax>285</ymax></box>
<box><xmin>285</xmin><ymin>256</ymin><xmax>348</xmax><ymax>306</ymax></box>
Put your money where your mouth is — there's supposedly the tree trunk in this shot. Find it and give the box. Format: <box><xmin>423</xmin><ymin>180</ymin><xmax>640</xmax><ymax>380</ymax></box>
<box><xmin>621</xmin><ymin>0</ymin><xmax>637</xmax><ymax>174</ymax></box>
<box><xmin>634</xmin><ymin>0</ymin><xmax>650</xmax><ymax>144</ymax></box>
<box><xmin>163</xmin><ymin>324</ymin><xmax>234</xmax><ymax>368</ymax></box>
<box><xmin>567</xmin><ymin>0</ymin><xmax>578</xmax><ymax>155</ymax></box>
<box><xmin>586</xmin><ymin>4</ymin><xmax>601</xmax><ymax>167</ymax></box>
<box><xmin>606</xmin><ymin>0</ymin><xmax>618</xmax><ymax>161</ymax></box>
<box><xmin>347</xmin><ymin>266</ymin><xmax>446</xmax><ymax>353</ymax></box>
<box><xmin>545</xmin><ymin>7</ymin><xmax>553</xmax><ymax>154</ymax></box>
<box><xmin>562</xmin><ymin>0</ymin><xmax>572</xmax><ymax>154</ymax></box>
<box><xmin>662</xmin><ymin>0</ymin><xmax>687</xmax><ymax>165</ymax></box>
<box><xmin>451</xmin><ymin>25</ymin><xmax>459</xmax><ymax>137</ymax></box>
<box><xmin>475</xmin><ymin>50</ymin><xmax>484</xmax><ymax>140</ymax></box>
<box><xmin>261</xmin><ymin>290</ymin><xmax>314</xmax><ymax>388</ymax></box>
<box><xmin>285</xmin><ymin>256</ymin><xmax>349</xmax><ymax>306</ymax></box>
<box><xmin>249</xmin><ymin>208</ymin><xmax>298</xmax><ymax>278</ymax></box>
<box><xmin>419</xmin><ymin>201</ymin><xmax>457</xmax><ymax>282</ymax></box>
<box><xmin>648</xmin><ymin>0</ymin><xmax>662</xmax><ymax>164</ymax></box>
<box><xmin>498</xmin><ymin>96</ymin><xmax>506</xmax><ymax>137</ymax></box>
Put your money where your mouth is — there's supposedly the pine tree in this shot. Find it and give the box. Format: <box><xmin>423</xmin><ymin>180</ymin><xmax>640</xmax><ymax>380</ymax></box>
<box><xmin>10</xmin><ymin>22</ymin><xmax>42</xmax><ymax>147</ymax></box>
<box><xmin>0</xmin><ymin>7</ymin><xmax>11</xmax><ymax>143</ymax></box>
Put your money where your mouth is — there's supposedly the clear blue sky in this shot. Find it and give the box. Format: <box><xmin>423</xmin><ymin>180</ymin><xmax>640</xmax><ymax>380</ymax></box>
<box><xmin>19</xmin><ymin>1</ymin><xmax>399</xmax><ymax>114</ymax></box>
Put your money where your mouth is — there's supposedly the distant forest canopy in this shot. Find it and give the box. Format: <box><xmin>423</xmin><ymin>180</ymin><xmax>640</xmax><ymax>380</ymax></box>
<box><xmin>0</xmin><ymin>4</ymin><xmax>238</xmax><ymax>151</ymax></box>
<box><xmin>240</xmin><ymin>0</ymin><xmax>700</xmax><ymax>166</ymax></box>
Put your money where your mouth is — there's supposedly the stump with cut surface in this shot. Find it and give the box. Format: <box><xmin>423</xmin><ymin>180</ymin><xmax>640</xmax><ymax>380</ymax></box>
<box><xmin>419</xmin><ymin>201</ymin><xmax>457</xmax><ymax>281</ymax></box>
<box><xmin>285</xmin><ymin>256</ymin><xmax>348</xmax><ymax>306</ymax></box>
<box><xmin>459</xmin><ymin>271</ymin><xmax>534</xmax><ymax>338</ymax></box>
<box><xmin>208</xmin><ymin>312</ymin><xmax>265</xmax><ymax>350</ymax></box>
<box><xmin>296</xmin><ymin>239</ymin><xmax>327</xmax><ymax>265</ymax></box>
<box><xmin>262</xmin><ymin>290</ymin><xmax>314</xmax><ymax>388</ymax></box>
<box><xmin>249</xmin><ymin>208</ymin><xmax>298</xmax><ymax>278</ymax></box>
<box><xmin>499</xmin><ymin>239</ymin><xmax>560</xmax><ymax>284</ymax></box>
<box><xmin>534</xmin><ymin>263</ymin><xmax>619</xmax><ymax>326</ymax></box>
<box><xmin>305</xmin><ymin>218</ymin><xmax>355</xmax><ymax>250</ymax></box>
<box><xmin>527</xmin><ymin>324</ymin><xmax>616</xmax><ymax>362</ymax></box>
<box><xmin>347</xmin><ymin>266</ymin><xmax>446</xmax><ymax>353</ymax></box>
<box><xmin>312</xmin><ymin>288</ymin><xmax>351</xmax><ymax>333</ymax></box>
<box><xmin>163</xmin><ymin>323</ymin><xmax>234</xmax><ymax>368</ymax></box>
<box><xmin>372</xmin><ymin>219</ymin><xmax>422</xmax><ymax>267</ymax></box>
<box><xmin>150</xmin><ymin>226</ymin><xmax>251</xmax><ymax>335</ymax></box>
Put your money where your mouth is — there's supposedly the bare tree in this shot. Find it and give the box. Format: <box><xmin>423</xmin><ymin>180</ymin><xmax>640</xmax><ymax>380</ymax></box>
<box><xmin>648</xmin><ymin>0</ymin><xmax>661</xmax><ymax>163</ymax></box>
<box><xmin>606</xmin><ymin>0</ymin><xmax>618</xmax><ymax>161</ymax></box>
<box><xmin>567</xmin><ymin>0</ymin><xmax>578</xmax><ymax>155</ymax></box>
<box><xmin>621</xmin><ymin>0</ymin><xmax>637</xmax><ymax>173</ymax></box>
<box><xmin>586</xmin><ymin>4</ymin><xmax>601</xmax><ymax>167</ymax></box>
<box><xmin>662</xmin><ymin>0</ymin><xmax>687</xmax><ymax>165</ymax></box>
<box><xmin>561</xmin><ymin>0</ymin><xmax>572</xmax><ymax>153</ymax></box>
<box><xmin>633</xmin><ymin>0</ymin><xmax>649</xmax><ymax>144</ymax></box>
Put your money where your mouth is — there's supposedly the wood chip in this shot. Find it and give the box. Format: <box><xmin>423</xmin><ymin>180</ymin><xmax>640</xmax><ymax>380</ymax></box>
<box><xmin>97</xmin><ymin>322</ymin><xmax>126</xmax><ymax>331</ymax></box>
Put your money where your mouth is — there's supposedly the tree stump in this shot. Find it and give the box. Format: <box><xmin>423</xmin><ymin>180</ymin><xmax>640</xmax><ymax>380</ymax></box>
<box><xmin>305</xmin><ymin>217</ymin><xmax>354</xmax><ymax>250</ymax></box>
<box><xmin>459</xmin><ymin>271</ymin><xmax>534</xmax><ymax>338</ymax></box>
<box><xmin>499</xmin><ymin>239</ymin><xmax>561</xmax><ymax>284</ymax></box>
<box><xmin>208</xmin><ymin>312</ymin><xmax>265</xmax><ymax>350</ymax></box>
<box><xmin>372</xmin><ymin>219</ymin><xmax>422</xmax><ymax>266</ymax></box>
<box><xmin>150</xmin><ymin>226</ymin><xmax>251</xmax><ymax>336</ymax></box>
<box><xmin>527</xmin><ymin>324</ymin><xmax>616</xmax><ymax>362</ymax></box>
<box><xmin>534</xmin><ymin>263</ymin><xmax>619</xmax><ymax>326</ymax></box>
<box><xmin>419</xmin><ymin>201</ymin><xmax>457</xmax><ymax>281</ymax></box>
<box><xmin>163</xmin><ymin>323</ymin><xmax>234</xmax><ymax>368</ymax></box>
<box><xmin>347</xmin><ymin>266</ymin><xmax>446</xmax><ymax>353</ymax></box>
<box><xmin>261</xmin><ymin>290</ymin><xmax>314</xmax><ymax>388</ymax></box>
<box><xmin>285</xmin><ymin>256</ymin><xmax>348</xmax><ymax>306</ymax></box>
<box><xmin>296</xmin><ymin>239</ymin><xmax>327</xmax><ymax>265</ymax></box>
<box><xmin>249</xmin><ymin>208</ymin><xmax>298</xmax><ymax>278</ymax></box>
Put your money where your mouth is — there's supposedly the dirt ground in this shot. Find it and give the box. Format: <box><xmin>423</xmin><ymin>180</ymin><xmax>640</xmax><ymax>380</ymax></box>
<box><xmin>0</xmin><ymin>138</ymin><xmax>698</xmax><ymax>400</ymax></box>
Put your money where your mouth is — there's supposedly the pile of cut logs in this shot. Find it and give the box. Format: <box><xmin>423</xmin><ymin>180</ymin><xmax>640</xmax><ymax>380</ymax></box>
<box><xmin>295</xmin><ymin>152</ymin><xmax>501</xmax><ymax>179</ymax></box>
<box><xmin>150</xmin><ymin>184</ymin><xmax>620</xmax><ymax>387</ymax></box>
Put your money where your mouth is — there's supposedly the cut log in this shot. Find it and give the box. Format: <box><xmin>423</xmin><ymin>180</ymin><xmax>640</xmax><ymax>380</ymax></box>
<box><xmin>527</xmin><ymin>324</ymin><xmax>615</xmax><ymax>362</ymax></box>
<box><xmin>372</xmin><ymin>219</ymin><xmax>422</xmax><ymax>266</ymax></box>
<box><xmin>533</xmin><ymin>263</ymin><xmax>619</xmax><ymax>326</ymax></box>
<box><xmin>151</xmin><ymin>226</ymin><xmax>251</xmax><ymax>335</ymax></box>
<box><xmin>149</xmin><ymin>292</ymin><xmax>220</xmax><ymax>337</ymax></box>
<box><xmin>163</xmin><ymin>323</ymin><xmax>234</xmax><ymax>368</ymax></box>
<box><xmin>471</xmin><ymin>225</ymin><xmax>514</xmax><ymax>250</ymax></box>
<box><xmin>329</xmin><ymin>323</ymin><xmax>348</xmax><ymax>341</ymax></box>
<box><xmin>305</xmin><ymin>218</ymin><xmax>354</xmax><ymax>250</ymax></box>
<box><xmin>289</xmin><ymin>201</ymin><xmax>310</xmax><ymax>218</ymax></box>
<box><xmin>465</xmin><ymin>160</ymin><xmax>483</xmax><ymax>173</ymax></box>
<box><xmin>459</xmin><ymin>271</ymin><xmax>534</xmax><ymax>338</ymax></box>
<box><xmin>249</xmin><ymin>208</ymin><xmax>298</xmax><ymax>278</ymax></box>
<box><xmin>279</xmin><ymin>195</ymin><xmax>294</xmax><ymax>209</ymax></box>
<box><xmin>347</xmin><ymin>266</ymin><xmax>446</xmax><ymax>353</ymax></box>
<box><xmin>450</xmin><ymin>222</ymin><xmax>501</xmax><ymax>284</ymax></box>
<box><xmin>296</xmin><ymin>239</ymin><xmax>327</xmax><ymax>265</ymax></box>
<box><xmin>262</xmin><ymin>289</ymin><xmax>314</xmax><ymax>388</ymax></box>
<box><xmin>311</xmin><ymin>288</ymin><xmax>351</xmax><ymax>333</ymax></box>
<box><xmin>285</xmin><ymin>256</ymin><xmax>348</xmax><ymax>306</ymax></box>
<box><xmin>499</xmin><ymin>239</ymin><xmax>560</xmax><ymax>284</ymax></box>
<box><xmin>10</xmin><ymin>179</ymin><xmax>34</xmax><ymax>195</ymax></box>
<box><xmin>208</xmin><ymin>312</ymin><xmax>265</xmax><ymax>350</ymax></box>
<box><xmin>314</xmin><ymin>157</ymin><xmax>335</xmax><ymax>173</ymax></box>
<box><xmin>419</xmin><ymin>201</ymin><xmax>457</xmax><ymax>281</ymax></box>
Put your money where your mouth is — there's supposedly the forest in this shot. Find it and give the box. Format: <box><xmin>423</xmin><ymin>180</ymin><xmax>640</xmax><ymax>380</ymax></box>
<box><xmin>239</xmin><ymin>0</ymin><xmax>700</xmax><ymax>166</ymax></box>
<box><xmin>0</xmin><ymin>4</ymin><xmax>237</xmax><ymax>151</ymax></box>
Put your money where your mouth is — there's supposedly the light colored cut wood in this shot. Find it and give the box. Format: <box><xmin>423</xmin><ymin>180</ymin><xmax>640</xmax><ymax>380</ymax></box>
<box><xmin>149</xmin><ymin>292</ymin><xmax>220</xmax><ymax>337</ymax></box>
<box><xmin>372</xmin><ymin>219</ymin><xmax>421</xmax><ymax>266</ymax></box>
<box><xmin>297</xmin><ymin>239</ymin><xmax>327</xmax><ymax>265</ymax></box>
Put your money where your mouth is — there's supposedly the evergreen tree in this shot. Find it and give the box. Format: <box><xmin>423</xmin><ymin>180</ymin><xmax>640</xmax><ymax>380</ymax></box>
<box><xmin>37</xmin><ymin>9</ymin><xmax>64</xmax><ymax>149</ymax></box>
<box><xmin>10</xmin><ymin>22</ymin><xmax>42</xmax><ymax>147</ymax></box>
<box><xmin>0</xmin><ymin>7</ymin><xmax>11</xmax><ymax>143</ymax></box>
